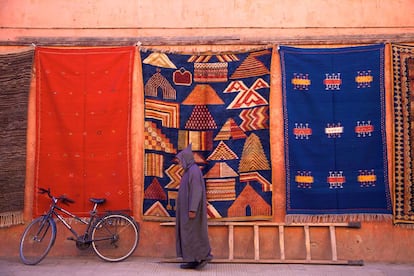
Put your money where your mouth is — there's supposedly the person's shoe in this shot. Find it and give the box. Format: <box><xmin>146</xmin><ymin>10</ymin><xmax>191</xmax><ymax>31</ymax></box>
<box><xmin>195</xmin><ymin>254</ymin><xmax>213</xmax><ymax>270</ymax></box>
<box><xmin>195</xmin><ymin>259</ymin><xmax>208</xmax><ymax>270</ymax></box>
<box><xmin>180</xmin><ymin>262</ymin><xmax>198</xmax><ymax>269</ymax></box>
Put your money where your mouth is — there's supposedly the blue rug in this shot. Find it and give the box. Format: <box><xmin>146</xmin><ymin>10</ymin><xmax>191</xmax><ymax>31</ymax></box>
<box><xmin>140</xmin><ymin>48</ymin><xmax>273</xmax><ymax>221</ymax></box>
<box><xmin>279</xmin><ymin>44</ymin><xmax>392</xmax><ymax>222</ymax></box>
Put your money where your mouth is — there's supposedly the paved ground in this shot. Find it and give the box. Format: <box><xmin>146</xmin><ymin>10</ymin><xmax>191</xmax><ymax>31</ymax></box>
<box><xmin>1</xmin><ymin>256</ymin><xmax>413</xmax><ymax>276</ymax></box>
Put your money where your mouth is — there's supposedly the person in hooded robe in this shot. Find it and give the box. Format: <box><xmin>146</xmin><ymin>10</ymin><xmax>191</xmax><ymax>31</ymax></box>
<box><xmin>174</xmin><ymin>144</ymin><xmax>212</xmax><ymax>269</ymax></box>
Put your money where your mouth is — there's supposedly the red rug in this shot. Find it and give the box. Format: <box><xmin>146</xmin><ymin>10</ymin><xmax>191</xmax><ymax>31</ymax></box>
<box><xmin>34</xmin><ymin>47</ymin><xmax>135</xmax><ymax>217</ymax></box>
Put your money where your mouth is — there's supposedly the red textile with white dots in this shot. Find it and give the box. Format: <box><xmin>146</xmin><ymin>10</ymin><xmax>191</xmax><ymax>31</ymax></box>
<box><xmin>34</xmin><ymin>47</ymin><xmax>135</xmax><ymax>217</ymax></box>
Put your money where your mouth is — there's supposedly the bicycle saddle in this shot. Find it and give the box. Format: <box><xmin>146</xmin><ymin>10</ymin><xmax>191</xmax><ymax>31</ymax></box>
<box><xmin>89</xmin><ymin>198</ymin><xmax>106</xmax><ymax>204</ymax></box>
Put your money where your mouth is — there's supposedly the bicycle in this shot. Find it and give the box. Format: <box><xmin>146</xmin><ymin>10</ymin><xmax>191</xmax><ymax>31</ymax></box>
<box><xmin>19</xmin><ymin>187</ymin><xmax>140</xmax><ymax>265</ymax></box>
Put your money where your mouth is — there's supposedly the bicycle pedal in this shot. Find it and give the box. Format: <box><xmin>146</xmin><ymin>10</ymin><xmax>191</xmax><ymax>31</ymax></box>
<box><xmin>67</xmin><ymin>237</ymin><xmax>75</xmax><ymax>241</ymax></box>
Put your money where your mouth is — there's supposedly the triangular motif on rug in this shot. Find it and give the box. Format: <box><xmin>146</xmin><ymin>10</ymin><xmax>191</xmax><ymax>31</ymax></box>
<box><xmin>239</xmin><ymin>133</ymin><xmax>271</xmax><ymax>172</ymax></box>
<box><xmin>185</xmin><ymin>105</ymin><xmax>218</xmax><ymax>130</ymax></box>
<box><xmin>143</xmin><ymin>52</ymin><xmax>177</xmax><ymax>68</ymax></box>
<box><xmin>182</xmin><ymin>84</ymin><xmax>224</xmax><ymax>105</ymax></box>
<box><xmin>207</xmin><ymin>141</ymin><xmax>239</xmax><ymax>161</ymax></box>
<box><xmin>230</xmin><ymin>50</ymin><xmax>271</xmax><ymax>79</ymax></box>
<box><xmin>144</xmin><ymin>201</ymin><xmax>171</xmax><ymax>217</ymax></box>
<box><xmin>204</xmin><ymin>162</ymin><xmax>239</xmax><ymax>178</ymax></box>
<box><xmin>145</xmin><ymin>178</ymin><xmax>167</xmax><ymax>200</ymax></box>
<box><xmin>214</xmin><ymin>118</ymin><xmax>247</xmax><ymax>141</ymax></box>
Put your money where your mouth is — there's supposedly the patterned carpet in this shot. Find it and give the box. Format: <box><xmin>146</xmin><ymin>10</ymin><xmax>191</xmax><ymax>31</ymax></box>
<box><xmin>141</xmin><ymin>48</ymin><xmax>273</xmax><ymax>221</ymax></box>
<box><xmin>392</xmin><ymin>43</ymin><xmax>414</xmax><ymax>225</ymax></box>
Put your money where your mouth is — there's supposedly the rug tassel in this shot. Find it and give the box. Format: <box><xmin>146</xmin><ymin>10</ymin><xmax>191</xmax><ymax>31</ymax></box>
<box><xmin>393</xmin><ymin>222</ymin><xmax>414</xmax><ymax>229</ymax></box>
<box><xmin>286</xmin><ymin>214</ymin><xmax>392</xmax><ymax>224</ymax></box>
<box><xmin>0</xmin><ymin>211</ymin><xmax>24</xmax><ymax>228</ymax></box>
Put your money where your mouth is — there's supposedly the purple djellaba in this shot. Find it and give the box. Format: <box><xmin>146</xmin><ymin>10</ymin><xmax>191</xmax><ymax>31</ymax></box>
<box><xmin>174</xmin><ymin>144</ymin><xmax>213</xmax><ymax>269</ymax></box>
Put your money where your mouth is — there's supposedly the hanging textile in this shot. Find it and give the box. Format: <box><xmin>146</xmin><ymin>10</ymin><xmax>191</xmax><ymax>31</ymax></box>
<box><xmin>140</xmin><ymin>48</ymin><xmax>273</xmax><ymax>221</ymax></box>
<box><xmin>34</xmin><ymin>47</ymin><xmax>135</xmax><ymax>217</ymax></box>
<box><xmin>0</xmin><ymin>48</ymin><xmax>34</xmax><ymax>227</ymax></box>
<box><xmin>280</xmin><ymin>44</ymin><xmax>392</xmax><ymax>222</ymax></box>
<box><xmin>392</xmin><ymin>43</ymin><xmax>414</xmax><ymax>226</ymax></box>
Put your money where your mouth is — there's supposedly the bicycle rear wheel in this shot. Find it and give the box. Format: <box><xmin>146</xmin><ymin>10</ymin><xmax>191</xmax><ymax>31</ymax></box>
<box><xmin>91</xmin><ymin>213</ymin><xmax>139</xmax><ymax>262</ymax></box>
<box><xmin>19</xmin><ymin>216</ymin><xmax>56</xmax><ymax>265</ymax></box>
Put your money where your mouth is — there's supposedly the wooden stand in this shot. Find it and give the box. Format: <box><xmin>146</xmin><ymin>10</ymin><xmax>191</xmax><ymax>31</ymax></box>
<box><xmin>161</xmin><ymin>221</ymin><xmax>363</xmax><ymax>265</ymax></box>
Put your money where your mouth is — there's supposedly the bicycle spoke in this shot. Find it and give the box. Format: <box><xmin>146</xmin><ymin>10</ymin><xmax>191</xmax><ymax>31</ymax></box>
<box><xmin>91</xmin><ymin>214</ymin><xmax>139</xmax><ymax>262</ymax></box>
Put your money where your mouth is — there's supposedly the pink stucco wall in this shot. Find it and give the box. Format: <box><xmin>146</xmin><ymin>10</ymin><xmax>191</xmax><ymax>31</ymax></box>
<box><xmin>1</xmin><ymin>0</ymin><xmax>414</xmax><ymax>263</ymax></box>
<box><xmin>1</xmin><ymin>0</ymin><xmax>414</xmax><ymax>42</ymax></box>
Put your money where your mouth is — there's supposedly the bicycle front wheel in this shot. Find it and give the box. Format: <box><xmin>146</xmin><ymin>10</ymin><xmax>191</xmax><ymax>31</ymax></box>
<box><xmin>19</xmin><ymin>216</ymin><xmax>57</xmax><ymax>265</ymax></box>
<box><xmin>91</xmin><ymin>213</ymin><xmax>139</xmax><ymax>262</ymax></box>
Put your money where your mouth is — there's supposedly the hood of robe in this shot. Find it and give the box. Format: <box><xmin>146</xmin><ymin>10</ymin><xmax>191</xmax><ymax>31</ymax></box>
<box><xmin>175</xmin><ymin>144</ymin><xmax>195</xmax><ymax>170</ymax></box>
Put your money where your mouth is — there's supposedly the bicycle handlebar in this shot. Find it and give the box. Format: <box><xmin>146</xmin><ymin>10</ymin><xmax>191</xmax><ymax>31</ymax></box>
<box><xmin>38</xmin><ymin>187</ymin><xmax>51</xmax><ymax>196</ymax></box>
<box><xmin>60</xmin><ymin>196</ymin><xmax>75</xmax><ymax>205</ymax></box>
<box><xmin>38</xmin><ymin>187</ymin><xmax>75</xmax><ymax>205</ymax></box>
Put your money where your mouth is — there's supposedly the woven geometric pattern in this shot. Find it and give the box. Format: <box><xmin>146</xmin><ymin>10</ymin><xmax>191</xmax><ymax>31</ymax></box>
<box><xmin>280</xmin><ymin>44</ymin><xmax>392</xmax><ymax>222</ymax></box>
<box><xmin>392</xmin><ymin>43</ymin><xmax>414</xmax><ymax>225</ymax></box>
<box><xmin>141</xmin><ymin>48</ymin><xmax>273</xmax><ymax>220</ymax></box>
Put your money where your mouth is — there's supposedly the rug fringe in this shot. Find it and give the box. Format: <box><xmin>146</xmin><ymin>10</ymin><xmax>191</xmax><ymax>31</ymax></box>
<box><xmin>0</xmin><ymin>211</ymin><xmax>24</xmax><ymax>228</ymax></box>
<box><xmin>286</xmin><ymin>214</ymin><xmax>393</xmax><ymax>224</ymax></box>
<box><xmin>393</xmin><ymin>222</ymin><xmax>414</xmax><ymax>229</ymax></box>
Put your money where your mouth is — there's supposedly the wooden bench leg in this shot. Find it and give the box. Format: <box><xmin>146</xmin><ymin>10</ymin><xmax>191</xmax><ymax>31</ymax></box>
<box><xmin>329</xmin><ymin>225</ymin><xmax>338</xmax><ymax>261</ymax></box>
<box><xmin>254</xmin><ymin>225</ymin><xmax>259</xmax><ymax>261</ymax></box>
<box><xmin>304</xmin><ymin>225</ymin><xmax>311</xmax><ymax>261</ymax></box>
<box><xmin>228</xmin><ymin>225</ymin><xmax>234</xmax><ymax>261</ymax></box>
<box><xmin>279</xmin><ymin>225</ymin><xmax>285</xmax><ymax>261</ymax></box>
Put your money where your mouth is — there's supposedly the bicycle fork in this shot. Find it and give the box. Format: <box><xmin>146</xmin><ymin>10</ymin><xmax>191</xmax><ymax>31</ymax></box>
<box><xmin>34</xmin><ymin>216</ymin><xmax>53</xmax><ymax>242</ymax></box>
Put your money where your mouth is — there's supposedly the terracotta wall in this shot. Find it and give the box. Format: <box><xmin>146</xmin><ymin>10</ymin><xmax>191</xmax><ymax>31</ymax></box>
<box><xmin>1</xmin><ymin>0</ymin><xmax>414</xmax><ymax>263</ymax></box>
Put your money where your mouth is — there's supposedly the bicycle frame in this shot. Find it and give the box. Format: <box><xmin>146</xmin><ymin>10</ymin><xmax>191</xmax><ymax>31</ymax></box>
<box><xmin>45</xmin><ymin>196</ymin><xmax>100</xmax><ymax>241</ymax></box>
